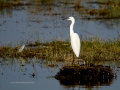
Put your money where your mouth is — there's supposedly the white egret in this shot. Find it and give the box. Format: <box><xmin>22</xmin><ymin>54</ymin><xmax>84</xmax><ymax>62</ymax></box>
<box><xmin>18</xmin><ymin>44</ymin><xmax>25</xmax><ymax>53</ymax></box>
<box><xmin>67</xmin><ymin>16</ymin><xmax>81</xmax><ymax>64</ymax></box>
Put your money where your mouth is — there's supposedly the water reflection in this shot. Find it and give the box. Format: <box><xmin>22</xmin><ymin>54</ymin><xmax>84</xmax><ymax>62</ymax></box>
<box><xmin>55</xmin><ymin>65</ymin><xmax>114</xmax><ymax>86</ymax></box>
<box><xmin>0</xmin><ymin>57</ymin><xmax>120</xmax><ymax>90</ymax></box>
<box><xmin>58</xmin><ymin>74</ymin><xmax>113</xmax><ymax>86</ymax></box>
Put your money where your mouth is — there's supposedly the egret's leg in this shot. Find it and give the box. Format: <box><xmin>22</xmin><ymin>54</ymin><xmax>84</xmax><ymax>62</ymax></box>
<box><xmin>72</xmin><ymin>52</ymin><xmax>74</xmax><ymax>65</ymax></box>
<box><xmin>78</xmin><ymin>58</ymin><xmax>79</xmax><ymax>65</ymax></box>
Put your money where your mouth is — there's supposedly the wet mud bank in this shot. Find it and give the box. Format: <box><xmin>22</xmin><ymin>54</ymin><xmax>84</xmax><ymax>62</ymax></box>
<box><xmin>55</xmin><ymin>64</ymin><xmax>115</xmax><ymax>86</ymax></box>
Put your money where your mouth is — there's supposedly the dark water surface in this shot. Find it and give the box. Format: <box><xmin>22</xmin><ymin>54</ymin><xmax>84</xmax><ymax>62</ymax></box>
<box><xmin>0</xmin><ymin>58</ymin><xmax>120</xmax><ymax>90</ymax></box>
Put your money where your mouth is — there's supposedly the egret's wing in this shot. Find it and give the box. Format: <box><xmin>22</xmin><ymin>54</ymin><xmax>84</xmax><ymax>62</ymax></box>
<box><xmin>18</xmin><ymin>45</ymin><xmax>25</xmax><ymax>53</ymax></box>
<box><xmin>71</xmin><ymin>33</ymin><xmax>81</xmax><ymax>57</ymax></box>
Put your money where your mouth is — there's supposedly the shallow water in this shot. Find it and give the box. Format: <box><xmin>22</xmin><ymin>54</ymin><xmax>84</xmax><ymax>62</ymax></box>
<box><xmin>1</xmin><ymin>0</ymin><xmax>120</xmax><ymax>90</ymax></box>
<box><xmin>0</xmin><ymin>58</ymin><xmax>120</xmax><ymax>90</ymax></box>
<box><xmin>0</xmin><ymin>0</ymin><xmax>120</xmax><ymax>45</ymax></box>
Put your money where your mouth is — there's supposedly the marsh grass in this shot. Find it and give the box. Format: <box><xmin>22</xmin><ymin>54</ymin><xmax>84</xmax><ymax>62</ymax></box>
<box><xmin>0</xmin><ymin>0</ymin><xmax>31</xmax><ymax>7</ymax></box>
<box><xmin>85</xmin><ymin>0</ymin><xmax>120</xmax><ymax>19</ymax></box>
<box><xmin>0</xmin><ymin>37</ymin><xmax>120</xmax><ymax>63</ymax></box>
<box><xmin>0</xmin><ymin>0</ymin><xmax>11</xmax><ymax>7</ymax></box>
<box><xmin>82</xmin><ymin>37</ymin><xmax>120</xmax><ymax>61</ymax></box>
<box><xmin>0</xmin><ymin>40</ymin><xmax>72</xmax><ymax>62</ymax></box>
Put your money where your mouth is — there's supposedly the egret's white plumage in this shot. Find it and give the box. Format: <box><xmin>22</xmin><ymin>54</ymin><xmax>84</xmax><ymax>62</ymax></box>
<box><xmin>71</xmin><ymin>33</ymin><xmax>80</xmax><ymax>57</ymax></box>
<box><xmin>18</xmin><ymin>44</ymin><xmax>25</xmax><ymax>53</ymax></box>
<box><xmin>67</xmin><ymin>16</ymin><xmax>81</xmax><ymax>63</ymax></box>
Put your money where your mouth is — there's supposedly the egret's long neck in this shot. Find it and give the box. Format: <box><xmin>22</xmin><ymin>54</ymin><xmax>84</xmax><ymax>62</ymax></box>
<box><xmin>70</xmin><ymin>19</ymin><xmax>75</xmax><ymax>37</ymax></box>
